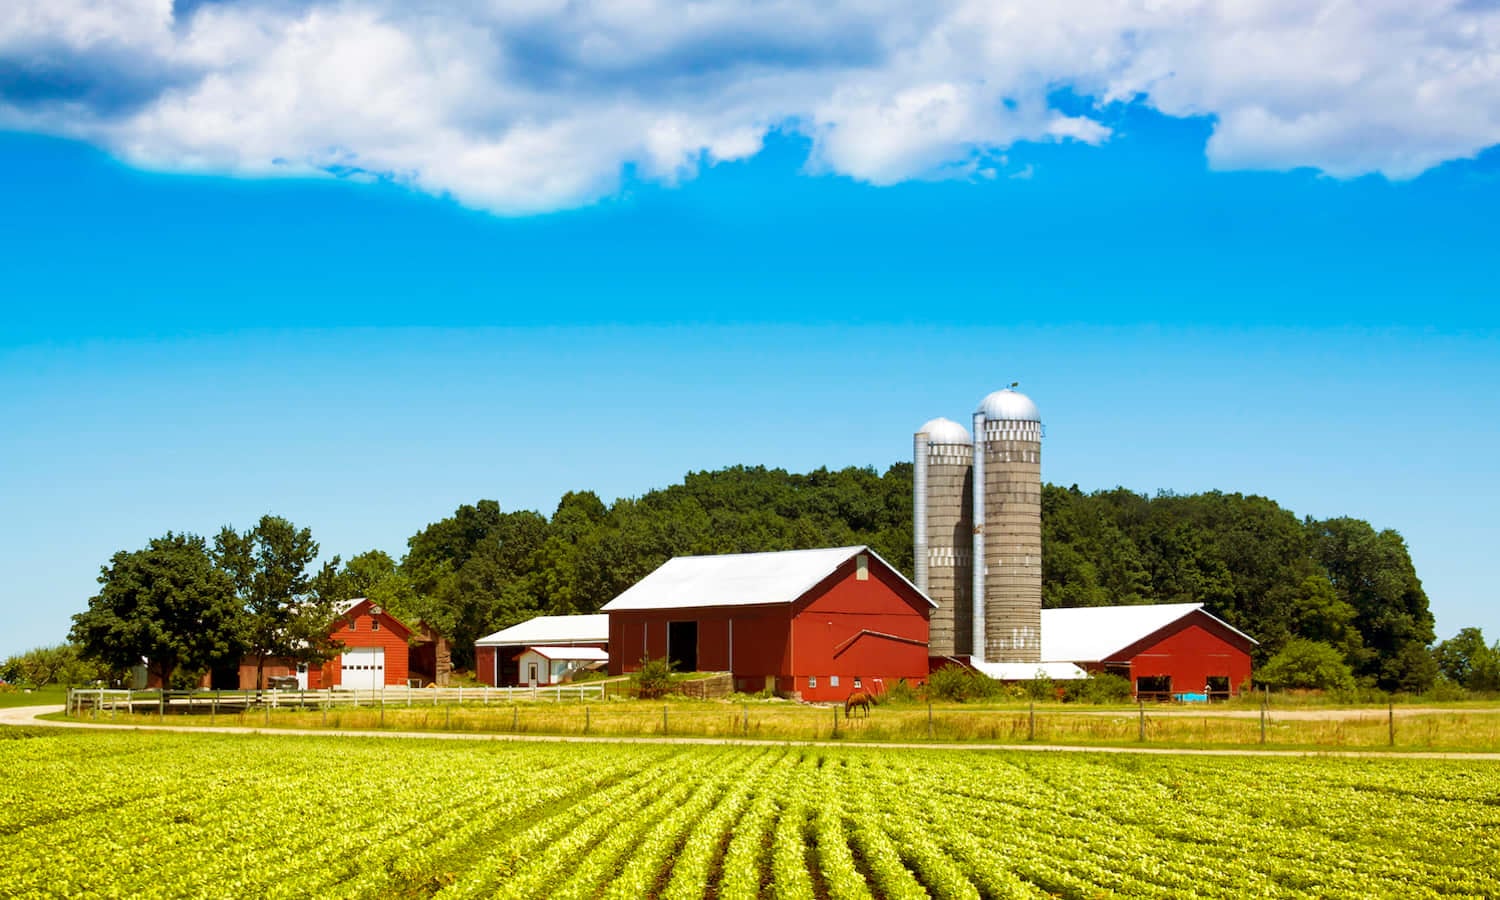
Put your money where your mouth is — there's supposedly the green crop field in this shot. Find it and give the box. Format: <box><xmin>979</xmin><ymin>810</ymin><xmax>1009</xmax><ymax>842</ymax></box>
<box><xmin>3</xmin><ymin>730</ymin><xmax>1498</xmax><ymax>898</ymax></box>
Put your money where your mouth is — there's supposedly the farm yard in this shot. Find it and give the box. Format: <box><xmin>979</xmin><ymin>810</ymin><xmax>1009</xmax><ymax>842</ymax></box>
<box><xmin>3</xmin><ymin>728</ymin><xmax>1499</xmax><ymax>898</ymax></box>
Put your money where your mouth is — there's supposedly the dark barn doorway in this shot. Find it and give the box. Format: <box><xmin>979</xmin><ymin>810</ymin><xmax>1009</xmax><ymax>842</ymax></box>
<box><xmin>668</xmin><ymin>621</ymin><xmax>698</xmax><ymax>673</ymax></box>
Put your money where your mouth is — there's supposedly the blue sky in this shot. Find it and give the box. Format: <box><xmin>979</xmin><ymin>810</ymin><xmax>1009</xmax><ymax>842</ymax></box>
<box><xmin>3</xmin><ymin>1</ymin><xmax>1499</xmax><ymax>660</ymax></box>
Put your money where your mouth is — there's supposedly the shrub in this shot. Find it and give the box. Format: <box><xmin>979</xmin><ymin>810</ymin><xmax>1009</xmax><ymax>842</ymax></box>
<box><xmin>1021</xmin><ymin>674</ymin><xmax>1056</xmax><ymax>701</ymax></box>
<box><xmin>882</xmin><ymin>679</ymin><xmax>920</xmax><ymax>705</ymax></box>
<box><xmin>1063</xmin><ymin>672</ymin><xmax>1133</xmax><ymax>704</ymax></box>
<box><xmin>633</xmin><ymin>657</ymin><xmax>676</xmax><ymax>700</ymax></box>
<box><xmin>925</xmin><ymin>665</ymin><xmax>1002</xmax><ymax>702</ymax></box>
<box><xmin>1259</xmin><ymin>639</ymin><xmax>1356</xmax><ymax>692</ymax></box>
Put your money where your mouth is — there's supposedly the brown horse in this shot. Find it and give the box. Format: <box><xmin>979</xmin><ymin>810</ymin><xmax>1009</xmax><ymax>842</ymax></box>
<box><xmin>844</xmin><ymin>689</ymin><xmax>873</xmax><ymax>719</ymax></box>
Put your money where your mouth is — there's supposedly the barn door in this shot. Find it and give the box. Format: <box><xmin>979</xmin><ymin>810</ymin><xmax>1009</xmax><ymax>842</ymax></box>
<box><xmin>668</xmin><ymin>621</ymin><xmax>698</xmax><ymax>673</ymax></box>
<box><xmin>341</xmin><ymin>647</ymin><xmax>385</xmax><ymax>690</ymax></box>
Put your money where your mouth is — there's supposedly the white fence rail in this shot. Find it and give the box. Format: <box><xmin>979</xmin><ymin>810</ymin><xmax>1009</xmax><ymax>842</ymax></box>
<box><xmin>67</xmin><ymin>683</ymin><xmax>605</xmax><ymax>718</ymax></box>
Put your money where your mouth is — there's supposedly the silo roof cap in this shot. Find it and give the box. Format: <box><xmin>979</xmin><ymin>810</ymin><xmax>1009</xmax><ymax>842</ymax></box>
<box><xmin>977</xmin><ymin>388</ymin><xmax>1040</xmax><ymax>422</ymax></box>
<box><xmin>917</xmin><ymin>417</ymin><xmax>972</xmax><ymax>444</ymax></box>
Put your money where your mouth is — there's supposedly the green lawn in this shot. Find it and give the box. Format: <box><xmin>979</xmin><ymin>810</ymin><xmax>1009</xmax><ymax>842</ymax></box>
<box><xmin>0</xmin><ymin>685</ymin><xmax>66</xmax><ymax>708</ymax></box>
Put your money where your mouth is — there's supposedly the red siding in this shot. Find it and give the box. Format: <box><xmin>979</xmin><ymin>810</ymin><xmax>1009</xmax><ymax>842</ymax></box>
<box><xmin>607</xmin><ymin>553</ymin><xmax>931</xmax><ymax>702</ymax></box>
<box><xmin>791</xmin><ymin>559</ymin><xmax>931</xmax><ymax>701</ymax></box>
<box><xmin>322</xmin><ymin>604</ymin><xmax>412</xmax><ymax>687</ymax></box>
<box><xmin>1114</xmin><ymin>612</ymin><xmax>1254</xmax><ymax>697</ymax></box>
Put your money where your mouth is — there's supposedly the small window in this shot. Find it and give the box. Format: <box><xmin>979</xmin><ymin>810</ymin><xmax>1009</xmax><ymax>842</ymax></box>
<box><xmin>808</xmin><ymin>676</ymin><xmax>817</xmax><ymax>689</ymax></box>
<box><xmin>348</xmin><ymin>619</ymin><xmax>356</xmax><ymax>631</ymax></box>
<box><xmin>853</xmin><ymin>677</ymin><xmax>862</xmax><ymax>689</ymax></box>
<box><xmin>856</xmin><ymin>554</ymin><xmax>869</xmax><ymax>580</ymax></box>
<box><xmin>371</xmin><ymin>618</ymin><xmax>380</xmax><ymax>632</ymax></box>
<box><xmin>830</xmin><ymin>675</ymin><xmax>840</xmax><ymax>688</ymax></box>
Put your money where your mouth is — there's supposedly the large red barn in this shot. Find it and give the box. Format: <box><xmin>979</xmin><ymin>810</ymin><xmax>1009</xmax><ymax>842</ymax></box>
<box><xmin>1041</xmin><ymin>603</ymin><xmax>1256</xmax><ymax>699</ymax></box>
<box><xmin>602</xmin><ymin>546</ymin><xmax>934</xmax><ymax>702</ymax></box>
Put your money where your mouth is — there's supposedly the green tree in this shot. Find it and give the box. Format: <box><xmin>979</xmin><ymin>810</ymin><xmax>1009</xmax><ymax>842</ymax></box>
<box><xmin>214</xmin><ymin>515</ymin><xmax>336</xmax><ymax>690</ymax></box>
<box><xmin>69</xmin><ymin>533</ymin><xmax>241</xmax><ymax>687</ymax></box>
<box><xmin>1310</xmin><ymin>518</ymin><xmax>1435</xmax><ymax>691</ymax></box>
<box><xmin>1433</xmin><ymin>628</ymin><xmax>1500</xmax><ymax>692</ymax></box>
<box><xmin>1257</xmin><ymin>639</ymin><xmax>1356</xmax><ymax>691</ymax></box>
<box><xmin>1</xmin><ymin>643</ymin><xmax>109</xmax><ymax>687</ymax></box>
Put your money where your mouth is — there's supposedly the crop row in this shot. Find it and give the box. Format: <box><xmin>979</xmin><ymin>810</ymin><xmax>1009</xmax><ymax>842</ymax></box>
<box><xmin>3</xmin><ymin>730</ymin><xmax>1499</xmax><ymax>898</ymax></box>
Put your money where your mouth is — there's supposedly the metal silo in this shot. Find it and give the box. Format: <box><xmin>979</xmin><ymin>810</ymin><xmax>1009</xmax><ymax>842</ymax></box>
<box><xmin>971</xmin><ymin>388</ymin><xmax>1042</xmax><ymax>663</ymax></box>
<box><xmin>914</xmin><ymin>417</ymin><xmax>974</xmax><ymax>657</ymax></box>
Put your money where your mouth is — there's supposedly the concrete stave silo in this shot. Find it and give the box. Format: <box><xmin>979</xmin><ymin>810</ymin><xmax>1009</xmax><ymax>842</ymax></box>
<box><xmin>972</xmin><ymin>389</ymin><xmax>1043</xmax><ymax>663</ymax></box>
<box><xmin>913</xmin><ymin>418</ymin><xmax>974</xmax><ymax>657</ymax></box>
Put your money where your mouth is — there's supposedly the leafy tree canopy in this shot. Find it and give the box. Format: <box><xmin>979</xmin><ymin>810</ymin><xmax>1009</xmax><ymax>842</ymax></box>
<box><xmin>69</xmin><ymin>532</ymin><xmax>241</xmax><ymax>687</ymax></box>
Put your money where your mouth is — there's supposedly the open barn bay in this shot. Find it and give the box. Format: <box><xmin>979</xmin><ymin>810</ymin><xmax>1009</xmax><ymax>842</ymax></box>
<box><xmin>3</xmin><ymin>730</ymin><xmax>1498</xmax><ymax>898</ymax></box>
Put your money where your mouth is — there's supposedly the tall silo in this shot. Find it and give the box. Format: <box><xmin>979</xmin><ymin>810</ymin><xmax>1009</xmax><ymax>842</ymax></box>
<box><xmin>914</xmin><ymin>418</ymin><xmax>973</xmax><ymax>657</ymax></box>
<box><xmin>971</xmin><ymin>388</ymin><xmax>1043</xmax><ymax>663</ymax></box>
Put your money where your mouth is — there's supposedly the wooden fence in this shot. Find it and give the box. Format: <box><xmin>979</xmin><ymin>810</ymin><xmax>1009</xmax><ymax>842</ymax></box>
<box><xmin>67</xmin><ymin>684</ymin><xmax>605</xmax><ymax>718</ymax></box>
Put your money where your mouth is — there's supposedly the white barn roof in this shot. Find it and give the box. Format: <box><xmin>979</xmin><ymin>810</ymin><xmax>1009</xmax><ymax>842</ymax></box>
<box><xmin>1040</xmin><ymin>602</ymin><xmax>1256</xmax><ymax>664</ymax></box>
<box><xmin>972</xmin><ymin>661</ymin><xmax>1088</xmax><ymax>681</ymax></box>
<box><xmin>476</xmin><ymin>614</ymin><xmax>609</xmax><ymax>647</ymax></box>
<box><xmin>601</xmin><ymin>546</ymin><xmax>935</xmax><ymax>612</ymax></box>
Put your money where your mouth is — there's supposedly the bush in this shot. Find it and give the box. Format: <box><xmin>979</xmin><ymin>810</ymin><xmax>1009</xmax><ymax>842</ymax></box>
<box><xmin>1259</xmin><ymin>639</ymin><xmax>1356</xmax><ymax>691</ymax></box>
<box><xmin>925</xmin><ymin>665</ymin><xmax>1002</xmax><ymax>702</ymax></box>
<box><xmin>633</xmin><ymin>657</ymin><xmax>675</xmax><ymax>700</ymax></box>
<box><xmin>1063</xmin><ymin>672</ymin><xmax>1133</xmax><ymax>704</ymax></box>
<box><xmin>1021</xmin><ymin>674</ymin><xmax>1056</xmax><ymax>701</ymax></box>
<box><xmin>882</xmin><ymin>679</ymin><xmax>920</xmax><ymax>705</ymax></box>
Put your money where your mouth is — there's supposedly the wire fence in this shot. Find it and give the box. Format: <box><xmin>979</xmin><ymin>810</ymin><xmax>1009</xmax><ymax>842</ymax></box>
<box><xmin>59</xmin><ymin>689</ymin><xmax>1495</xmax><ymax>750</ymax></box>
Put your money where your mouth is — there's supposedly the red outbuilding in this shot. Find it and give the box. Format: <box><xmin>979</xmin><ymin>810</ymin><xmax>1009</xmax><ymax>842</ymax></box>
<box><xmin>1040</xmin><ymin>603</ymin><xmax>1256</xmax><ymax>699</ymax></box>
<box><xmin>237</xmin><ymin>598</ymin><xmax>450</xmax><ymax>690</ymax></box>
<box><xmin>602</xmin><ymin>545</ymin><xmax>935</xmax><ymax>702</ymax></box>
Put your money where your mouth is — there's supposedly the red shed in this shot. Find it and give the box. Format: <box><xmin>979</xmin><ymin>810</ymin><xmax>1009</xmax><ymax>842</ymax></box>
<box><xmin>1041</xmin><ymin>603</ymin><xmax>1256</xmax><ymax>699</ymax></box>
<box><xmin>602</xmin><ymin>546</ymin><xmax>935</xmax><ymax>702</ymax></box>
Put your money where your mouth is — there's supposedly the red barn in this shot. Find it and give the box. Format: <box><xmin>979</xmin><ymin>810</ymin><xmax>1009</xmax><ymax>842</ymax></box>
<box><xmin>602</xmin><ymin>546</ymin><xmax>935</xmax><ymax>702</ymax></box>
<box><xmin>1041</xmin><ymin>603</ymin><xmax>1256</xmax><ymax>699</ymax></box>
<box><xmin>238</xmin><ymin>599</ymin><xmax>449</xmax><ymax>689</ymax></box>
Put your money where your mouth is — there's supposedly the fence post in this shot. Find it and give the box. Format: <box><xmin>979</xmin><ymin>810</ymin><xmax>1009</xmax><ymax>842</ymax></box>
<box><xmin>159</xmin><ymin>691</ymin><xmax>165</xmax><ymax>721</ymax></box>
<box><xmin>1260</xmin><ymin>702</ymin><xmax>1267</xmax><ymax>745</ymax></box>
<box><xmin>1138</xmin><ymin>700</ymin><xmax>1146</xmax><ymax>742</ymax></box>
<box><xmin>512</xmin><ymin>704</ymin><xmax>518</xmax><ymax>732</ymax></box>
<box><xmin>927</xmin><ymin>698</ymin><xmax>933</xmax><ymax>739</ymax></box>
<box><xmin>662</xmin><ymin>704</ymin><xmax>668</xmax><ymax>734</ymax></box>
<box><xmin>1389</xmin><ymin>702</ymin><xmax>1395</xmax><ymax>747</ymax></box>
<box><xmin>584</xmin><ymin>704</ymin><xmax>590</xmax><ymax>734</ymax></box>
<box><xmin>833</xmin><ymin>704</ymin><xmax>839</xmax><ymax>736</ymax></box>
<box><xmin>1028</xmin><ymin>703</ymin><xmax>1035</xmax><ymax>741</ymax></box>
<box><xmin>743</xmin><ymin>701</ymin><xmax>749</xmax><ymax>736</ymax></box>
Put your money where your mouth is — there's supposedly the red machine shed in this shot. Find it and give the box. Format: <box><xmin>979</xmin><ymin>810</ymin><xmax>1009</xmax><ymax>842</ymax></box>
<box><xmin>1041</xmin><ymin>603</ymin><xmax>1256</xmax><ymax>699</ymax></box>
<box><xmin>603</xmin><ymin>546</ymin><xmax>934</xmax><ymax>702</ymax></box>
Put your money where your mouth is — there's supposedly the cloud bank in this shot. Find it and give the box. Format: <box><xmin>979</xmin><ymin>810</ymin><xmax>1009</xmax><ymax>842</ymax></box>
<box><xmin>2</xmin><ymin>0</ymin><xmax>1497</xmax><ymax>213</ymax></box>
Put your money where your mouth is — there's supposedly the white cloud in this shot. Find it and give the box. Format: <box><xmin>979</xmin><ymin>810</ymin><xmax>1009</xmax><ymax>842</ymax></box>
<box><xmin>1</xmin><ymin>0</ymin><xmax>1497</xmax><ymax>214</ymax></box>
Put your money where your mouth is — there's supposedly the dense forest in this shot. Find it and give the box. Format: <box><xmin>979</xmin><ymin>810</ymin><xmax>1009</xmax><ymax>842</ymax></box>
<box><xmin>329</xmin><ymin>463</ymin><xmax>1436</xmax><ymax>691</ymax></box>
<box><xmin>53</xmin><ymin>463</ymin><xmax>1453</xmax><ymax>693</ymax></box>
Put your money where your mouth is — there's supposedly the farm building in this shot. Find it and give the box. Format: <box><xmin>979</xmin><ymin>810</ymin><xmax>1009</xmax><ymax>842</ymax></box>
<box><xmin>601</xmin><ymin>545</ymin><xmax>934</xmax><ymax>702</ymax></box>
<box><xmin>474</xmin><ymin>614</ymin><xmax>609</xmax><ymax>687</ymax></box>
<box><xmin>1040</xmin><ymin>602</ymin><xmax>1256</xmax><ymax>699</ymax></box>
<box><xmin>514</xmin><ymin>646</ymin><xmax>610</xmax><ymax>686</ymax></box>
<box><xmin>238</xmin><ymin>598</ymin><xmax>451</xmax><ymax>690</ymax></box>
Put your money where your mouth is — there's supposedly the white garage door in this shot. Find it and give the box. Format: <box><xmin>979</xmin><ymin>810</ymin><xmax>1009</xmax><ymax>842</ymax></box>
<box><xmin>341</xmin><ymin>647</ymin><xmax>385</xmax><ymax>690</ymax></box>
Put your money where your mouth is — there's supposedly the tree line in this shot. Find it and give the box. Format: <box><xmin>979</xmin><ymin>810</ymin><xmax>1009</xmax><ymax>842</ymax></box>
<box><xmin>36</xmin><ymin>463</ymin><xmax>1495</xmax><ymax>695</ymax></box>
